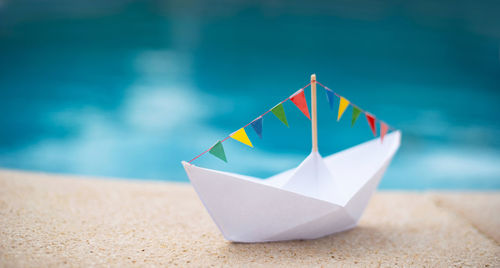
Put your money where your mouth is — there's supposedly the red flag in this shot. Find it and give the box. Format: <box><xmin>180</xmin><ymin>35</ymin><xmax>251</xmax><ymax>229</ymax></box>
<box><xmin>365</xmin><ymin>113</ymin><xmax>377</xmax><ymax>136</ymax></box>
<box><xmin>290</xmin><ymin>89</ymin><xmax>310</xmax><ymax>120</ymax></box>
<box><xmin>380</xmin><ymin>121</ymin><xmax>389</xmax><ymax>142</ymax></box>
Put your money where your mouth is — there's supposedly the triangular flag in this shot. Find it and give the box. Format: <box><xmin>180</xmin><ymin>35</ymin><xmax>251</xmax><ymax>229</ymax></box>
<box><xmin>337</xmin><ymin>97</ymin><xmax>349</xmax><ymax>121</ymax></box>
<box><xmin>325</xmin><ymin>89</ymin><xmax>335</xmax><ymax>110</ymax></box>
<box><xmin>250</xmin><ymin>117</ymin><xmax>263</xmax><ymax>139</ymax></box>
<box><xmin>380</xmin><ymin>121</ymin><xmax>389</xmax><ymax>143</ymax></box>
<box><xmin>230</xmin><ymin>128</ymin><xmax>253</xmax><ymax>147</ymax></box>
<box><xmin>209</xmin><ymin>141</ymin><xmax>227</xmax><ymax>162</ymax></box>
<box><xmin>351</xmin><ymin>106</ymin><xmax>361</xmax><ymax>127</ymax></box>
<box><xmin>271</xmin><ymin>103</ymin><xmax>288</xmax><ymax>127</ymax></box>
<box><xmin>290</xmin><ymin>89</ymin><xmax>310</xmax><ymax>120</ymax></box>
<box><xmin>365</xmin><ymin>113</ymin><xmax>377</xmax><ymax>136</ymax></box>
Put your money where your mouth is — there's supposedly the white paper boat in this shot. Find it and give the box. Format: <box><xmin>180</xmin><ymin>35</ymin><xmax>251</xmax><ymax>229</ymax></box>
<box><xmin>183</xmin><ymin>74</ymin><xmax>401</xmax><ymax>242</ymax></box>
<box><xmin>182</xmin><ymin>131</ymin><xmax>401</xmax><ymax>242</ymax></box>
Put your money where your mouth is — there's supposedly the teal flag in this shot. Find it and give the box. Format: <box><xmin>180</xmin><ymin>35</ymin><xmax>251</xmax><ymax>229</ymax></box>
<box><xmin>271</xmin><ymin>103</ymin><xmax>289</xmax><ymax>127</ymax></box>
<box><xmin>209</xmin><ymin>141</ymin><xmax>227</xmax><ymax>162</ymax></box>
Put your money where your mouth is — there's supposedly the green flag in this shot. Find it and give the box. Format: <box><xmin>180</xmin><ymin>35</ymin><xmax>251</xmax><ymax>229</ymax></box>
<box><xmin>209</xmin><ymin>141</ymin><xmax>227</xmax><ymax>162</ymax></box>
<box><xmin>351</xmin><ymin>107</ymin><xmax>361</xmax><ymax>127</ymax></box>
<box><xmin>271</xmin><ymin>103</ymin><xmax>289</xmax><ymax>127</ymax></box>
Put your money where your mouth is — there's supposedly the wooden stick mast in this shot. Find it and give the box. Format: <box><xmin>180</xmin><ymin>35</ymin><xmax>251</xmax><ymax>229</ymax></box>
<box><xmin>311</xmin><ymin>74</ymin><xmax>318</xmax><ymax>152</ymax></box>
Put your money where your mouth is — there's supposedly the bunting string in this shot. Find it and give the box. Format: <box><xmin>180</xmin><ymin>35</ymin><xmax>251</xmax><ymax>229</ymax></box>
<box><xmin>188</xmin><ymin>82</ymin><xmax>312</xmax><ymax>163</ymax></box>
<box><xmin>189</xmin><ymin>79</ymin><xmax>398</xmax><ymax>163</ymax></box>
<box><xmin>316</xmin><ymin>81</ymin><xmax>397</xmax><ymax>132</ymax></box>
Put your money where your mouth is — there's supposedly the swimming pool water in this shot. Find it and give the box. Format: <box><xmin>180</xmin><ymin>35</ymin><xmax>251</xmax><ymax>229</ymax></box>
<box><xmin>1</xmin><ymin>1</ymin><xmax>499</xmax><ymax>189</ymax></box>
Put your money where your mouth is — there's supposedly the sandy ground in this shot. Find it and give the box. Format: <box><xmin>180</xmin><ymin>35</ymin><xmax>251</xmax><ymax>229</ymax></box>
<box><xmin>0</xmin><ymin>170</ymin><xmax>498</xmax><ymax>267</ymax></box>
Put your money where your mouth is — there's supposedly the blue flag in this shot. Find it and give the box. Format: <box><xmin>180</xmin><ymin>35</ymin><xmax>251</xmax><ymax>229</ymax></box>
<box><xmin>325</xmin><ymin>89</ymin><xmax>335</xmax><ymax>110</ymax></box>
<box><xmin>250</xmin><ymin>117</ymin><xmax>263</xmax><ymax>138</ymax></box>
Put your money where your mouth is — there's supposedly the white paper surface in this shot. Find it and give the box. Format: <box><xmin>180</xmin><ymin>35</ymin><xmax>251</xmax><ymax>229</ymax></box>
<box><xmin>182</xmin><ymin>131</ymin><xmax>401</xmax><ymax>242</ymax></box>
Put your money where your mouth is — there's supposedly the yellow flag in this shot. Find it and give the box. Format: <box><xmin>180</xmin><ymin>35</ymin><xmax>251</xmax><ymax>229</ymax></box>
<box><xmin>230</xmin><ymin>128</ymin><xmax>253</xmax><ymax>147</ymax></box>
<box><xmin>337</xmin><ymin>97</ymin><xmax>350</xmax><ymax>121</ymax></box>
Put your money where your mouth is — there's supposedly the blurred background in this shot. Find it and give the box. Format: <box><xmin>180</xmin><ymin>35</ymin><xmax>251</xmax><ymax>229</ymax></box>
<box><xmin>0</xmin><ymin>0</ymin><xmax>499</xmax><ymax>189</ymax></box>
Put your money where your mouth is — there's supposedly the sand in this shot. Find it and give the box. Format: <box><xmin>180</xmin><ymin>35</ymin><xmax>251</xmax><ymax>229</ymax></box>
<box><xmin>0</xmin><ymin>170</ymin><xmax>498</xmax><ymax>267</ymax></box>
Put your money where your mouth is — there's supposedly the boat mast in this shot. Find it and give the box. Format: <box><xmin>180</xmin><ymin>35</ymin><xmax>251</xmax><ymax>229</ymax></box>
<box><xmin>311</xmin><ymin>74</ymin><xmax>318</xmax><ymax>152</ymax></box>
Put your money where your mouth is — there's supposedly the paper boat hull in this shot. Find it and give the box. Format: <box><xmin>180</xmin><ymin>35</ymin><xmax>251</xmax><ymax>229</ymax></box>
<box><xmin>183</xmin><ymin>131</ymin><xmax>401</xmax><ymax>242</ymax></box>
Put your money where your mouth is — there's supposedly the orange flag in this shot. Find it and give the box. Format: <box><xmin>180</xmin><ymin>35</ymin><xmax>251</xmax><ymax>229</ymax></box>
<box><xmin>290</xmin><ymin>89</ymin><xmax>310</xmax><ymax>120</ymax></box>
<box><xmin>380</xmin><ymin>121</ymin><xmax>389</xmax><ymax>143</ymax></box>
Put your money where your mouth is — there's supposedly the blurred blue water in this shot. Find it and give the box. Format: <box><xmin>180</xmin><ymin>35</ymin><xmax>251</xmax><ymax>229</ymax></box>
<box><xmin>0</xmin><ymin>1</ymin><xmax>499</xmax><ymax>189</ymax></box>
